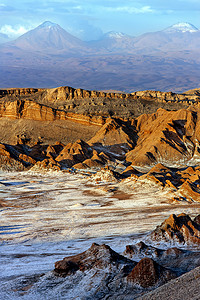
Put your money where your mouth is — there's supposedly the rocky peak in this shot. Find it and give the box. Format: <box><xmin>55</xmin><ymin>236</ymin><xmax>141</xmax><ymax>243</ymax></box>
<box><xmin>149</xmin><ymin>213</ymin><xmax>200</xmax><ymax>246</ymax></box>
<box><xmin>54</xmin><ymin>243</ymin><xmax>134</xmax><ymax>275</ymax></box>
<box><xmin>126</xmin><ymin>257</ymin><xmax>175</xmax><ymax>288</ymax></box>
<box><xmin>164</xmin><ymin>22</ymin><xmax>199</xmax><ymax>33</ymax></box>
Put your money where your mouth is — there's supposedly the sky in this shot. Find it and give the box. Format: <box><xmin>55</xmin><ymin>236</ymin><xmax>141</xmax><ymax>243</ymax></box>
<box><xmin>0</xmin><ymin>0</ymin><xmax>200</xmax><ymax>41</ymax></box>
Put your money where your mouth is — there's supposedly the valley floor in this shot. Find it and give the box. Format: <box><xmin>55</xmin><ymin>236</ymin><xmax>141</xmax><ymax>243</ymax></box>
<box><xmin>0</xmin><ymin>170</ymin><xmax>200</xmax><ymax>299</ymax></box>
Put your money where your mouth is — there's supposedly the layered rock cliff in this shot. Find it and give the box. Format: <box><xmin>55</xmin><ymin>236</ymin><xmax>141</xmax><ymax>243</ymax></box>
<box><xmin>0</xmin><ymin>85</ymin><xmax>197</xmax><ymax>121</ymax></box>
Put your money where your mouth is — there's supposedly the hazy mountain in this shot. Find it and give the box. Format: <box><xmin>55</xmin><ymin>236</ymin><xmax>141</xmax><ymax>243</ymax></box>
<box><xmin>2</xmin><ymin>21</ymin><xmax>200</xmax><ymax>55</ymax></box>
<box><xmin>88</xmin><ymin>31</ymin><xmax>135</xmax><ymax>53</ymax></box>
<box><xmin>0</xmin><ymin>32</ymin><xmax>10</xmax><ymax>44</ymax></box>
<box><xmin>133</xmin><ymin>22</ymin><xmax>200</xmax><ymax>53</ymax></box>
<box><xmin>3</xmin><ymin>21</ymin><xmax>88</xmax><ymax>54</ymax></box>
<box><xmin>89</xmin><ymin>22</ymin><xmax>200</xmax><ymax>54</ymax></box>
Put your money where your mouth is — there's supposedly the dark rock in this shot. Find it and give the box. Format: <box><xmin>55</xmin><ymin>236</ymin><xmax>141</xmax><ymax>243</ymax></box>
<box><xmin>194</xmin><ymin>215</ymin><xmax>200</xmax><ymax>225</ymax></box>
<box><xmin>126</xmin><ymin>257</ymin><xmax>176</xmax><ymax>288</ymax></box>
<box><xmin>54</xmin><ymin>243</ymin><xmax>135</xmax><ymax>276</ymax></box>
<box><xmin>54</xmin><ymin>260</ymin><xmax>79</xmax><ymax>275</ymax></box>
<box><xmin>124</xmin><ymin>242</ymin><xmax>163</xmax><ymax>259</ymax></box>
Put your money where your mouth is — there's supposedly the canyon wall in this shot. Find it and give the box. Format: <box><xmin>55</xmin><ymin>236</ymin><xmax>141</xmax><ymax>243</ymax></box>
<box><xmin>0</xmin><ymin>99</ymin><xmax>105</xmax><ymax>125</ymax></box>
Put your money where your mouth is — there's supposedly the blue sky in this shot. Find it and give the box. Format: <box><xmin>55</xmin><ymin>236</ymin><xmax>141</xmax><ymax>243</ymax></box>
<box><xmin>0</xmin><ymin>0</ymin><xmax>200</xmax><ymax>40</ymax></box>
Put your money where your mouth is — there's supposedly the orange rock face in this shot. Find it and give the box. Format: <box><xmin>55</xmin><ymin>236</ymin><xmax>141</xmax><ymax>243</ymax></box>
<box><xmin>30</xmin><ymin>158</ymin><xmax>61</xmax><ymax>171</ymax></box>
<box><xmin>89</xmin><ymin>118</ymin><xmax>133</xmax><ymax>146</ymax></box>
<box><xmin>126</xmin><ymin>108</ymin><xmax>200</xmax><ymax>168</ymax></box>
<box><xmin>150</xmin><ymin>213</ymin><xmax>200</xmax><ymax>246</ymax></box>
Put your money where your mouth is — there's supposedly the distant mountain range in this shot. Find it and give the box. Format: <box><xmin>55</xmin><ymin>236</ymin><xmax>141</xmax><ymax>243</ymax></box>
<box><xmin>1</xmin><ymin>21</ymin><xmax>135</xmax><ymax>54</ymax></box>
<box><xmin>0</xmin><ymin>21</ymin><xmax>200</xmax><ymax>92</ymax></box>
<box><xmin>1</xmin><ymin>21</ymin><xmax>200</xmax><ymax>53</ymax></box>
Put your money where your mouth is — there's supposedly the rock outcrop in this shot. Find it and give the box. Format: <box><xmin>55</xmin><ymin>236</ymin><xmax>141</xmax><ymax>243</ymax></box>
<box><xmin>0</xmin><ymin>86</ymin><xmax>194</xmax><ymax>127</ymax></box>
<box><xmin>0</xmin><ymin>99</ymin><xmax>105</xmax><ymax>125</ymax></box>
<box><xmin>124</xmin><ymin>241</ymin><xmax>200</xmax><ymax>274</ymax></box>
<box><xmin>55</xmin><ymin>139</ymin><xmax>92</xmax><ymax>167</ymax></box>
<box><xmin>88</xmin><ymin>118</ymin><xmax>136</xmax><ymax>154</ymax></box>
<box><xmin>149</xmin><ymin>213</ymin><xmax>200</xmax><ymax>246</ymax></box>
<box><xmin>126</xmin><ymin>257</ymin><xmax>175</xmax><ymax>288</ymax></box>
<box><xmin>132</xmin><ymin>90</ymin><xmax>200</xmax><ymax>104</ymax></box>
<box><xmin>54</xmin><ymin>243</ymin><xmax>134</xmax><ymax>275</ymax></box>
<box><xmin>53</xmin><ymin>243</ymin><xmax>176</xmax><ymax>298</ymax></box>
<box><xmin>7</xmin><ymin>217</ymin><xmax>200</xmax><ymax>299</ymax></box>
<box><xmin>1</xmin><ymin>86</ymin><xmax>199</xmax><ymax>106</ymax></box>
<box><xmin>130</xmin><ymin>163</ymin><xmax>200</xmax><ymax>202</ymax></box>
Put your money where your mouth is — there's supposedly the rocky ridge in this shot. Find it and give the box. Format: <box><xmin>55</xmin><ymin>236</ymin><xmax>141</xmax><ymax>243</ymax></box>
<box><xmin>53</xmin><ymin>242</ymin><xmax>176</xmax><ymax>298</ymax></box>
<box><xmin>3</xmin><ymin>133</ymin><xmax>200</xmax><ymax>202</ymax></box>
<box><xmin>1</xmin><ymin>88</ymin><xmax>200</xmax><ymax>202</ymax></box>
<box><xmin>1</xmin><ymin>86</ymin><xmax>200</xmax><ymax>106</ymax></box>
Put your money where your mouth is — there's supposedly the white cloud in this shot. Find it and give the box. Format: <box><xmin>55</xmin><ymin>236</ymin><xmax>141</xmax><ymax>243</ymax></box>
<box><xmin>0</xmin><ymin>24</ymin><xmax>30</xmax><ymax>37</ymax></box>
<box><xmin>106</xmin><ymin>5</ymin><xmax>155</xmax><ymax>14</ymax></box>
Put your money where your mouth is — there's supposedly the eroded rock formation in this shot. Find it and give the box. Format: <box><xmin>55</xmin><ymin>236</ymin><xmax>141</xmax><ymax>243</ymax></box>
<box><xmin>54</xmin><ymin>243</ymin><xmax>134</xmax><ymax>275</ymax></box>
<box><xmin>51</xmin><ymin>214</ymin><xmax>200</xmax><ymax>298</ymax></box>
<box><xmin>126</xmin><ymin>108</ymin><xmax>200</xmax><ymax>168</ymax></box>
<box><xmin>54</xmin><ymin>242</ymin><xmax>176</xmax><ymax>297</ymax></box>
<box><xmin>1</xmin><ymin>86</ymin><xmax>200</xmax><ymax>202</ymax></box>
<box><xmin>124</xmin><ymin>241</ymin><xmax>200</xmax><ymax>274</ymax></box>
<box><xmin>149</xmin><ymin>213</ymin><xmax>200</xmax><ymax>246</ymax></box>
<box><xmin>126</xmin><ymin>257</ymin><xmax>175</xmax><ymax>288</ymax></box>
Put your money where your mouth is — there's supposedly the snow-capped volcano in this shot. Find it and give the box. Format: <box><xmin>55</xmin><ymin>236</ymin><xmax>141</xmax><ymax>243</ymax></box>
<box><xmin>164</xmin><ymin>22</ymin><xmax>199</xmax><ymax>33</ymax></box>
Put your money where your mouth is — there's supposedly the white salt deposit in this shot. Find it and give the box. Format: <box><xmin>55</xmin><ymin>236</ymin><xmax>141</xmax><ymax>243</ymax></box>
<box><xmin>0</xmin><ymin>170</ymin><xmax>200</xmax><ymax>299</ymax></box>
